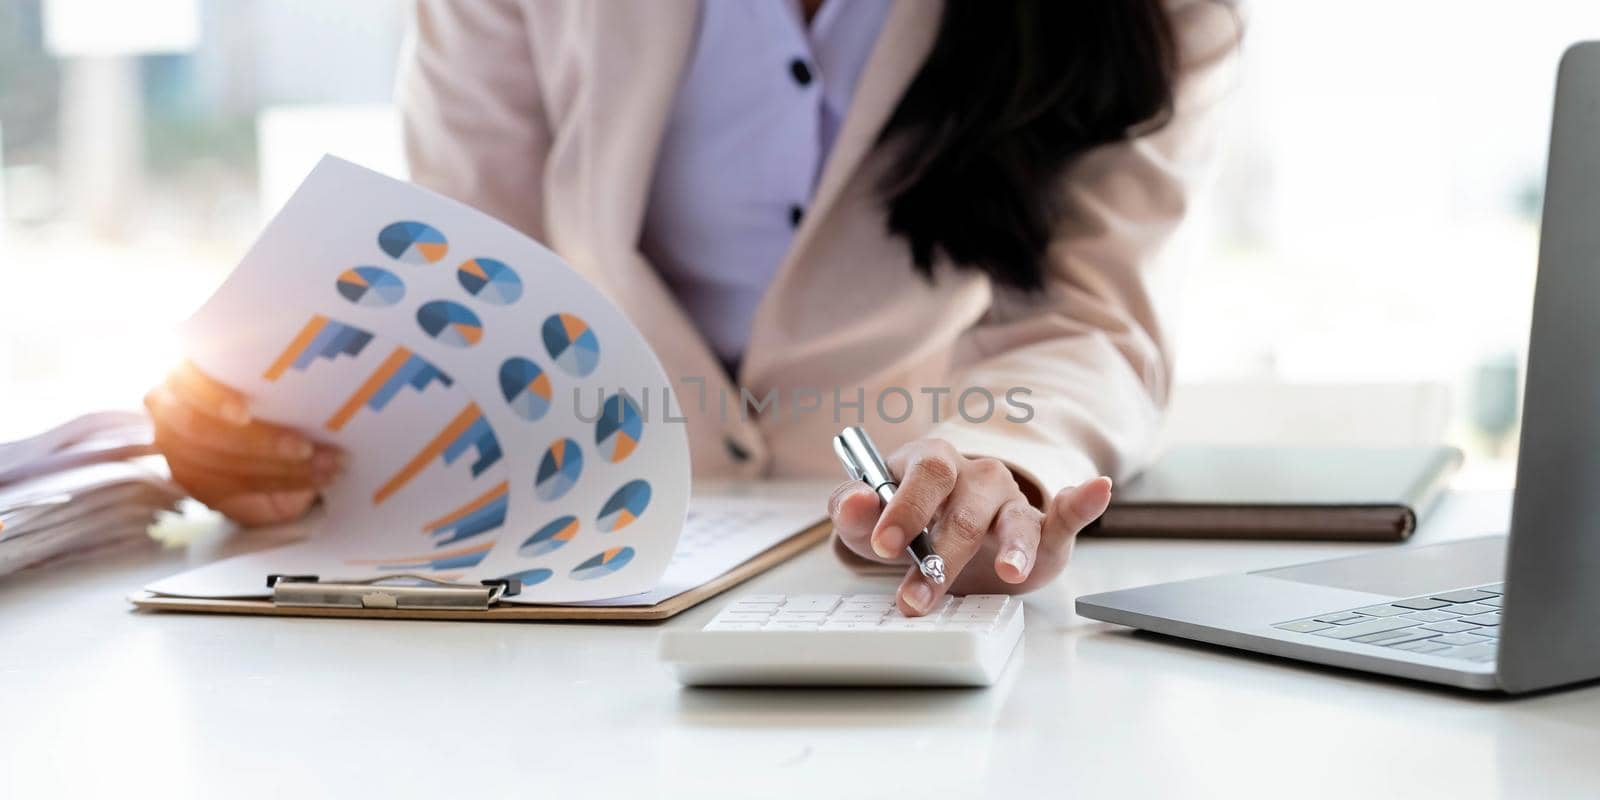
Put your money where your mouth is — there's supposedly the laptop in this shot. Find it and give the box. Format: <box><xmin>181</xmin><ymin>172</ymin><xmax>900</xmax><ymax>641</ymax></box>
<box><xmin>1075</xmin><ymin>41</ymin><xmax>1600</xmax><ymax>694</ymax></box>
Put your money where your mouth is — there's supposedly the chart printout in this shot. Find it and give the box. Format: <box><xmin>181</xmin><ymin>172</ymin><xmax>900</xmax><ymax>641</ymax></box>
<box><xmin>148</xmin><ymin>157</ymin><xmax>691</xmax><ymax>603</ymax></box>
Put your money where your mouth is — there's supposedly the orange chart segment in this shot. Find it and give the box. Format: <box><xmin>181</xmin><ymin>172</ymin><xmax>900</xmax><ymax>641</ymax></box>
<box><xmin>345</xmin><ymin>539</ymin><xmax>494</xmax><ymax>571</ymax></box>
<box><xmin>324</xmin><ymin>346</ymin><xmax>454</xmax><ymax>432</ymax></box>
<box><xmin>263</xmin><ymin>316</ymin><xmax>326</xmax><ymax>380</ymax></box>
<box><xmin>371</xmin><ymin>402</ymin><xmax>502</xmax><ymax>505</ymax></box>
<box><xmin>421</xmin><ymin>481</ymin><xmax>509</xmax><ymax>546</ymax></box>
<box><xmin>262</xmin><ymin>315</ymin><xmax>374</xmax><ymax>381</ymax></box>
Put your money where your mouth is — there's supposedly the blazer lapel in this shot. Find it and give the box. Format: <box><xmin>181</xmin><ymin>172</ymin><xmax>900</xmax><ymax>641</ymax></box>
<box><xmin>574</xmin><ymin>0</ymin><xmax>698</xmax><ymax>269</ymax></box>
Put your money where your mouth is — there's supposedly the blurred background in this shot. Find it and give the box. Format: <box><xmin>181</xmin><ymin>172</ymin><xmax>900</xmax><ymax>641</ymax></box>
<box><xmin>2</xmin><ymin>0</ymin><xmax>1598</xmax><ymax>487</ymax></box>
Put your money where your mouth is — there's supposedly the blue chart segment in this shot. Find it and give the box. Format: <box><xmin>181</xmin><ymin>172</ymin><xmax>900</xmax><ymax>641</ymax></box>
<box><xmin>326</xmin><ymin>347</ymin><xmax>453</xmax><ymax>432</ymax></box>
<box><xmin>336</xmin><ymin>266</ymin><xmax>405</xmax><ymax>307</ymax></box>
<box><xmin>456</xmin><ymin>258</ymin><xmax>522</xmax><ymax>305</ymax></box>
<box><xmin>423</xmin><ymin>481</ymin><xmax>509</xmax><ymax>546</ymax></box>
<box><xmin>378</xmin><ymin>221</ymin><xmax>449</xmax><ymax>265</ymax></box>
<box><xmin>442</xmin><ymin>411</ymin><xmax>501</xmax><ymax>477</ymax></box>
<box><xmin>595</xmin><ymin>393</ymin><xmax>644</xmax><ymax>463</ymax></box>
<box><xmin>263</xmin><ymin>315</ymin><xmax>372</xmax><ymax>381</ymax></box>
<box><xmin>348</xmin><ymin>540</ymin><xmax>494</xmax><ymax>572</ymax></box>
<box><xmin>534</xmin><ymin>438</ymin><xmax>583</xmax><ymax>501</ymax></box>
<box><xmin>373</xmin><ymin>403</ymin><xmax>502</xmax><ymax>504</ymax></box>
<box><xmin>571</xmin><ymin>547</ymin><xmax>635</xmax><ymax>581</ymax></box>
<box><xmin>519</xmin><ymin>515</ymin><xmax>579</xmax><ymax>558</ymax></box>
<box><xmin>416</xmin><ymin>300</ymin><xmax>483</xmax><ymax>348</ymax></box>
<box><xmin>596</xmin><ymin>479</ymin><xmax>651</xmax><ymax>532</ymax></box>
<box><xmin>499</xmin><ymin>568</ymin><xmax>553</xmax><ymax>588</ymax></box>
<box><xmin>542</xmin><ymin>313</ymin><xmax>601</xmax><ymax>377</ymax></box>
<box><xmin>499</xmin><ymin>357</ymin><xmax>552</xmax><ymax>421</ymax></box>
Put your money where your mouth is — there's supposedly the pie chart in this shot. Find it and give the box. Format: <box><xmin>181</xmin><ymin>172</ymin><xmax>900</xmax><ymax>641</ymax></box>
<box><xmin>535</xmin><ymin>438</ymin><xmax>583</xmax><ymax>501</ymax></box>
<box><xmin>456</xmin><ymin>258</ymin><xmax>522</xmax><ymax>305</ymax></box>
<box><xmin>416</xmin><ymin>300</ymin><xmax>483</xmax><ymax>348</ymax></box>
<box><xmin>499</xmin><ymin>567</ymin><xmax>553</xmax><ymax>588</ymax></box>
<box><xmin>518</xmin><ymin>515</ymin><xmax>579</xmax><ymax>558</ymax></box>
<box><xmin>336</xmin><ymin>266</ymin><xmax>405</xmax><ymax>307</ymax></box>
<box><xmin>542</xmin><ymin>313</ymin><xmax>601</xmax><ymax>377</ymax></box>
<box><xmin>498</xmin><ymin>357</ymin><xmax>552</xmax><ymax>421</ymax></box>
<box><xmin>571</xmin><ymin>547</ymin><xmax>635</xmax><ymax>581</ymax></box>
<box><xmin>595</xmin><ymin>393</ymin><xmax>643</xmax><ymax>463</ymax></box>
<box><xmin>596</xmin><ymin>479</ymin><xmax>651</xmax><ymax>532</ymax></box>
<box><xmin>378</xmin><ymin>221</ymin><xmax>449</xmax><ymax>264</ymax></box>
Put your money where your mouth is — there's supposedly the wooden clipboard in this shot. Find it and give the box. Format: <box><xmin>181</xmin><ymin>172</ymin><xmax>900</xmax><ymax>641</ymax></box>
<box><xmin>129</xmin><ymin>520</ymin><xmax>831</xmax><ymax>622</ymax></box>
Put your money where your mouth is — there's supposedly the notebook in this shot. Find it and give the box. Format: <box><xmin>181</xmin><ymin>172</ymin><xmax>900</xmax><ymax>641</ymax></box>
<box><xmin>1085</xmin><ymin>446</ymin><xmax>1463</xmax><ymax>542</ymax></box>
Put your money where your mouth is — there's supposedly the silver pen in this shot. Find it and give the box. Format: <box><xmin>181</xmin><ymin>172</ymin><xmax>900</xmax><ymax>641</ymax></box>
<box><xmin>832</xmin><ymin>426</ymin><xmax>946</xmax><ymax>584</ymax></box>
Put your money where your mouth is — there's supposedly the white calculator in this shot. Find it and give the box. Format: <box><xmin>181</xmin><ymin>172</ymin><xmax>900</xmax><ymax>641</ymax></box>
<box><xmin>659</xmin><ymin>593</ymin><xmax>1025</xmax><ymax>686</ymax></box>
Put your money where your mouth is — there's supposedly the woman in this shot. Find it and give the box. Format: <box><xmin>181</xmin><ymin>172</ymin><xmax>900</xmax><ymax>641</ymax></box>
<box><xmin>145</xmin><ymin>0</ymin><xmax>1240</xmax><ymax>616</ymax></box>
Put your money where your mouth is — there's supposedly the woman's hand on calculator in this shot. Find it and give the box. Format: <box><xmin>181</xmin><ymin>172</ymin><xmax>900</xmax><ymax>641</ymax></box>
<box><xmin>828</xmin><ymin>437</ymin><xmax>1113</xmax><ymax>617</ymax></box>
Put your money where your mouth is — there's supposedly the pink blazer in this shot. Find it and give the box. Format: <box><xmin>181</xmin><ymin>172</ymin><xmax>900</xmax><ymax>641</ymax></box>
<box><xmin>400</xmin><ymin>0</ymin><xmax>1241</xmax><ymax>497</ymax></box>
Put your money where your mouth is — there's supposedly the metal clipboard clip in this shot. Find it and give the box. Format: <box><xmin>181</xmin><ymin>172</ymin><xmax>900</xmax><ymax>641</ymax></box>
<box><xmin>266</xmin><ymin>574</ymin><xmax>521</xmax><ymax>611</ymax></box>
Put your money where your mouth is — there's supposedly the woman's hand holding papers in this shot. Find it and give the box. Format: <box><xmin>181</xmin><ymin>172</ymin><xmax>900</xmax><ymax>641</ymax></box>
<box><xmin>145</xmin><ymin>361</ymin><xmax>341</xmax><ymax>526</ymax></box>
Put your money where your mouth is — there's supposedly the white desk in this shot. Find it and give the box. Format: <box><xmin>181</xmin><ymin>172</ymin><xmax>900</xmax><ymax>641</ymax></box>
<box><xmin>3</xmin><ymin>490</ymin><xmax>1597</xmax><ymax>799</ymax></box>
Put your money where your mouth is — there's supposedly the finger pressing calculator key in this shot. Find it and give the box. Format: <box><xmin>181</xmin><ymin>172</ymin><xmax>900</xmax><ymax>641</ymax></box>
<box><xmin>659</xmin><ymin>593</ymin><xmax>1025</xmax><ymax>686</ymax></box>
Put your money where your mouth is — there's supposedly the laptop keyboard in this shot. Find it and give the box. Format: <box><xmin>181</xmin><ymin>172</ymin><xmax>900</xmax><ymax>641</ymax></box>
<box><xmin>1273</xmin><ymin>584</ymin><xmax>1504</xmax><ymax>663</ymax></box>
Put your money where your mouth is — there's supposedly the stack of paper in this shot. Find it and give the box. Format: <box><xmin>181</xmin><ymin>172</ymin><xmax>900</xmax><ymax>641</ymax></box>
<box><xmin>0</xmin><ymin>413</ymin><xmax>182</xmax><ymax>576</ymax></box>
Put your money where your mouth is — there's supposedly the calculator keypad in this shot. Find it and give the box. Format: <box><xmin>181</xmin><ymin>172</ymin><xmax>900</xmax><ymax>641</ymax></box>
<box><xmin>706</xmin><ymin>593</ymin><xmax>1011</xmax><ymax>633</ymax></box>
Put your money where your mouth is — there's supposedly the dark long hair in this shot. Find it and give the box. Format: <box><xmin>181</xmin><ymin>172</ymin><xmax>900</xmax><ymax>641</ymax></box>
<box><xmin>881</xmin><ymin>1</ymin><xmax>1181</xmax><ymax>291</ymax></box>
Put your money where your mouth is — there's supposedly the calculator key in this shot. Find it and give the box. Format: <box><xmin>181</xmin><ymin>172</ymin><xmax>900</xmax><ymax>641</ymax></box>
<box><xmin>819</xmin><ymin>621</ymin><xmax>881</xmax><ymax>631</ymax></box>
<box><xmin>838</xmin><ymin>605</ymin><xmax>887</xmax><ymax>615</ymax></box>
<box><xmin>738</xmin><ymin>595</ymin><xmax>786</xmax><ymax>604</ymax></box>
<box><xmin>957</xmin><ymin>595</ymin><xmax>1009</xmax><ymax>611</ymax></box>
<box><xmin>1431</xmin><ymin>633</ymin><xmax>1493</xmax><ymax>646</ymax></box>
<box><xmin>1443</xmin><ymin>603</ymin><xmax>1496</xmax><ymax>616</ymax></box>
<box><xmin>944</xmin><ymin>623</ymin><xmax>994</xmax><ymax>632</ymax></box>
<box><xmin>1460</xmin><ymin>612</ymin><xmax>1501</xmax><ymax>626</ymax></box>
<box><xmin>763</xmin><ymin>621</ymin><xmax>821</xmax><ymax>631</ymax></box>
<box><xmin>1421</xmin><ymin>620</ymin><xmax>1478</xmax><ymax>634</ymax></box>
<box><xmin>716</xmin><ymin>612</ymin><xmax>774</xmax><ymax>623</ymax></box>
<box><xmin>880</xmin><ymin>619</ymin><xmax>940</xmax><ymax>630</ymax></box>
<box><xmin>1431</xmin><ymin>589</ymin><xmax>1496</xmax><ymax>604</ymax></box>
<box><xmin>1474</xmin><ymin>626</ymin><xmax>1500</xmax><ymax>638</ymax></box>
<box><xmin>782</xmin><ymin>595</ymin><xmax>840</xmax><ymax>611</ymax></box>
<box><xmin>830</xmin><ymin>612</ymin><xmax>888</xmax><ymax>623</ymax></box>
<box><xmin>773</xmin><ymin>611</ymin><xmax>828</xmax><ymax>622</ymax></box>
<box><xmin>728</xmin><ymin>602</ymin><xmax>781</xmax><ymax>614</ymax></box>
<box><xmin>844</xmin><ymin>594</ymin><xmax>896</xmax><ymax>603</ymax></box>
<box><xmin>1391</xmin><ymin>598</ymin><xmax>1451</xmax><ymax>610</ymax></box>
<box><xmin>1477</xmin><ymin>584</ymin><xmax>1504</xmax><ymax>595</ymax></box>
<box><xmin>1401</xmin><ymin>610</ymin><xmax>1459</xmax><ymax>623</ymax></box>
<box><xmin>1274</xmin><ymin>620</ymin><xmax>1334</xmax><ymax>633</ymax></box>
<box><xmin>706</xmin><ymin>622</ymin><xmax>765</xmax><ymax>631</ymax></box>
<box><xmin>1480</xmin><ymin>596</ymin><xmax>1503</xmax><ymax>608</ymax></box>
<box><xmin>948</xmin><ymin>611</ymin><xmax>1001</xmax><ymax>624</ymax></box>
<box><xmin>1353</xmin><ymin>604</ymin><xmax>1411</xmax><ymax>617</ymax></box>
